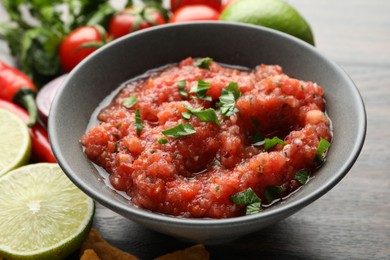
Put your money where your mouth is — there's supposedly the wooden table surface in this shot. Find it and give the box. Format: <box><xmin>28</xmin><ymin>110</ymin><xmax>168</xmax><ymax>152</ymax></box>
<box><xmin>1</xmin><ymin>0</ymin><xmax>389</xmax><ymax>259</ymax></box>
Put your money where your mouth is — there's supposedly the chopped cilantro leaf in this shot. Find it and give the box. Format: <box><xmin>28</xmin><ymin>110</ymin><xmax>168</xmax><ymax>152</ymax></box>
<box><xmin>183</xmin><ymin>105</ymin><xmax>220</xmax><ymax>125</ymax></box>
<box><xmin>295</xmin><ymin>169</ymin><xmax>310</xmax><ymax>184</ymax></box>
<box><xmin>226</xmin><ymin>82</ymin><xmax>242</xmax><ymax>99</ymax></box>
<box><xmin>162</xmin><ymin>123</ymin><xmax>196</xmax><ymax>138</ymax></box>
<box><xmin>263</xmin><ymin>136</ymin><xmax>286</xmax><ymax>151</ymax></box>
<box><xmin>158</xmin><ymin>138</ymin><xmax>168</xmax><ymax>144</ymax></box>
<box><xmin>190</xmin><ymin>79</ymin><xmax>212</xmax><ymax>101</ymax></box>
<box><xmin>231</xmin><ymin>188</ymin><xmax>262</xmax><ymax>215</ymax></box>
<box><xmin>264</xmin><ymin>186</ymin><xmax>283</xmax><ymax>204</ymax></box>
<box><xmin>177</xmin><ymin>79</ymin><xmax>188</xmax><ymax>99</ymax></box>
<box><xmin>194</xmin><ymin>57</ymin><xmax>213</xmax><ymax>70</ymax></box>
<box><xmin>123</xmin><ymin>94</ymin><xmax>138</xmax><ymax>108</ymax></box>
<box><xmin>218</xmin><ymin>82</ymin><xmax>241</xmax><ymax>116</ymax></box>
<box><xmin>219</xmin><ymin>91</ymin><xmax>237</xmax><ymax>116</ymax></box>
<box><xmin>231</xmin><ymin>188</ymin><xmax>261</xmax><ymax>205</ymax></box>
<box><xmin>246</xmin><ymin>202</ymin><xmax>261</xmax><ymax>215</ymax></box>
<box><xmin>134</xmin><ymin>109</ymin><xmax>144</xmax><ymax>136</ymax></box>
<box><xmin>315</xmin><ymin>137</ymin><xmax>331</xmax><ymax>164</ymax></box>
<box><xmin>182</xmin><ymin>112</ymin><xmax>192</xmax><ymax>120</ymax></box>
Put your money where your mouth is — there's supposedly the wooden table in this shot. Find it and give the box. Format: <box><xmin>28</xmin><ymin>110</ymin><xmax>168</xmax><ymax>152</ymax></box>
<box><xmin>1</xmin><ymin>1</ymin><xmax>389</xmax><ymax>259</ymax></box>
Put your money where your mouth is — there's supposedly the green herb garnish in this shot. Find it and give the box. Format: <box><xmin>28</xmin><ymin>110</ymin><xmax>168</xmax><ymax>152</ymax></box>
<box><xmin>246</xmin><ymin>202</ymin><xmax>262</xmax><ymax>215</ymax></box>
<box><xmin>263</xmin><ymin>136</ymin><xmax>286</xmax><ymax>151</ymax></box>
<box><xmin>194</xmin><ymin>57</ymin><xmax>213</xmax><ymax>70</ymax></box>
<box><xmin>157</xmin><ymin>138</ymin><xmax>168</xmax><ymax>144</ymax></box>
<box><xmin>134</xmin><ymin>108</ymin><xmax>144</xmax><ymax>136</ymax></box>
<box><xmin>190</xmin><ymin>79</ymin><xmax>212</xmax><ymax>101</ymax></box>
<box><xmin>218</xmin><ymin>82</ymin><xmax>242</xmax><ymax>116</ymax></box>
<box><xmin>0</xmin><ymin>0</ymin><xmax>119</xmax><ymax>86</ymax></box>
<box><xmin>315</xmin><ymin>137</ymin><xmax>331</xmax><ymax>164</ymax></box>
<box><xmin>162</xmin><ymin>123</ymin><xmax>196</xmax><ymax>138</ymax></box>
<box><xmin>264</xmin><ymin>186</ymin><xmax>283</xmax><ymax>204</ymax></box>
<box><xmin>231</xmin><ymin>188</ymin><xmax>262</xmax><ymax>215</ymax></box>
<box><xmin>177</xmin><ymin>79</ymin><xmax>188</xmax><ymax>99</ymax></box>
<box><xmin>123</xmin><ymin>94</ymin><xmax>138</xmax><ymax>108</ymax></box>
<box><xmin>295</xmin><ymin>169</ymin><xmax>310</xmax><ymax>185</ymax></box>
<box><xmin>182</xmin><ymin>111</ymin><xmax>192</xmax><ymax>120</ymax></box>
<box><xmin>183</xmin><ymin>105</ymin><xmax>220</xmax><ymax>125</ymax></box>
<box><xmin>114</xmin><ymin>142</ymin><xmax>119</xmax><ymax>152</ymax></box>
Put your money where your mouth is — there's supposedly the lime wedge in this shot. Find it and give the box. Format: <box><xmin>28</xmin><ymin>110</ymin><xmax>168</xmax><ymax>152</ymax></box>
<box><xmin>0</xmin><ymin>163</ymin><xmax>95</xmax><ymax>259</ymax></box>
<box><xmin>0</xmin><ymin>108</ymin><xmax>31</xmax><ymax>177</ymax></box>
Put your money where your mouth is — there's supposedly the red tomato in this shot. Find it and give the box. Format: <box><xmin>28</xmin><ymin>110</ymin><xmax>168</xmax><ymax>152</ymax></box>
<box><xmin>59</xmin><ymin>26</ymin><xmax>106</xmax><ymax>72</ymax></box>
<box><xmin>109</xmin><ymin>7</ymin><xmax>165</xmax><ymax>39</ymax></box>
<box><xmin>170</xmin><ymin>0</ymin><xmax>222</xmax><ymax>12</ymax></box>
<box><xmin>169</xmin><ymin>5</ymin><xmax>220</xmax><ymax>23</ymax></box>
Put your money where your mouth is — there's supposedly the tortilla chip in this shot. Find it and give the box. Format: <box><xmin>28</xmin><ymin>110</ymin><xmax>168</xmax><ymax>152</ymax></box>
<box><xmin>81</xmin><ymin>228</ymin><xmax>139</xmax><ymax>260</ymax></box>
<box><xmin>80</xmin><ymin>249</ymin><xmax>101</xmax><ymax>260</ymax></box>
<box><xmin>154</xmin><ymin>244</ymin><xmax>209</xmax><ymax>260</ymax></box>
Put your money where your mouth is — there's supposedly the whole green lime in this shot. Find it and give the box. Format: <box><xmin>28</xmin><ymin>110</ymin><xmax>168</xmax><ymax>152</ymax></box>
<box><xmin>220</xmin><ymin>0</ymin><xmax>315</xmax><ymax>45</ymax></box>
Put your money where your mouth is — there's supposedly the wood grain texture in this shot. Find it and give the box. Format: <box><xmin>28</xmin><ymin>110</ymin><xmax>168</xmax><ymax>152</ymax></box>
<box><xmin>1</xmin><ymin>0</ymin><xmax>389</xmax><ymax>259</ymax></box>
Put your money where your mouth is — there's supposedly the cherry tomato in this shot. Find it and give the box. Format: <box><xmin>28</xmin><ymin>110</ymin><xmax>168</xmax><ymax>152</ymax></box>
<box><xmin>59</xmin><ymin>26</ymin><xmax>106</xmax><ymax>72</ymax></box>
<box><xmin>170</xmin><ymin>0</ymin><xmax>222</xmax><ymax>12</ymax></box>
<box><xmin>169</xmin><ymin>5</ymin><xmax>220</xmax><ymax>23</ymax></box>
<box><xmin>109</xmin><ymin>7</ymin><xmax>165</xmax><ymax>39</ymax></box>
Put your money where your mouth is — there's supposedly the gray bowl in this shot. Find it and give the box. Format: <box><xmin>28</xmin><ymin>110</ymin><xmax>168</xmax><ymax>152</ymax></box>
<box><xmin>49</xmin><ymin>22</ymin><xmax>366</xmax><ymax>244</ymax></box>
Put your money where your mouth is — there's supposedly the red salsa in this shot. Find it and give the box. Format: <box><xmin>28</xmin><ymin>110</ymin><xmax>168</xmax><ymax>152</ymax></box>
<box><xmin>81</xmin><ymin>57</ymin><xmax>332</xmax><ymax>218</ymax></box>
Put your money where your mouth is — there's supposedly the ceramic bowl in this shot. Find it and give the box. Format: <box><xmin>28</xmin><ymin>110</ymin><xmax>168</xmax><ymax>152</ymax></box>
<box><xmin>49</xmin><ymin>22</ymin><xmax>366</xmax><ymax>244</ymax></box>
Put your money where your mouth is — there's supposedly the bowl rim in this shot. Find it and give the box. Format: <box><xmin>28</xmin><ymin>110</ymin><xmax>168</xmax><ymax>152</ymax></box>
<box><xmin>49</xmin><ymin>21</ymin><xmax>367</xmax><ymax>227</ymax></box>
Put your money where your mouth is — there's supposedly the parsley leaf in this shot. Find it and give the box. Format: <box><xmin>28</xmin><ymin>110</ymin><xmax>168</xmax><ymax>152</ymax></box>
<box><xmin>123</xmin><ymin>94</ymin><xmax>138</xmax><ymax>108</ymax></box>
<box><xmin>264</xmin><ymin>186</ymin><xmax>283</xmax><ymax>204</ymax></box>
<box><xmin>183</xmin><ymin>105</ymin><xmax>220</xmax><ymax>125</ymax></box>
<box><xmin>218</xmin><ymin>82</ymin><xmax>242</xmax><ymax>116</ymax></box>
<box><xmin>190</xmin><ymin>79</ymin><xmax>212</xmax><ymax>101</ymax></box>
<box><xmin>194</xmin><ymin>57</ymin><xmax>213</xmax><ymax>70</ymax></box>
<box><xmin>231</xmin><ymin>188</ymin><xmax>262</xmax><ymax>215</ymax></box>
<box><xmin>295</xmin><ymin>169</ymin><xmax>310</xmax><ymax>185</ymax></box>
<box><xmin>134</xmin><ymin>108</ymin><xmax>144</xmax><ymax>136</ymax></box>
<box><xmin>177</xmin><ymin>79</ymin><xmax>188</xmax><ymax>99</ymax></box>
<box><xmin>162</xmin><ymin>123</ymin><xmax>196</xmax><ymax>138</ymax></box>
<box><xmin>263</xmin><ymin>136</ymin><xmax>286</xmax><ymax>151</ymax></box>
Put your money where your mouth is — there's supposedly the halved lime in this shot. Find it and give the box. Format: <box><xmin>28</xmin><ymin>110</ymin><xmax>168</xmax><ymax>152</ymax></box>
<box><xmin>220</xmin><ymin>0</ymin><xmax>315</xmax><ymax>45</ymax></box>
<box><xmin>0</xmin><ymin>163</ymin><xmax>95</xmax><ymax>259</ymax></box>
<box><xmin>0</xmin><ymin>108</ymin><xmax>31</xmax><ymax>177</ymax></box>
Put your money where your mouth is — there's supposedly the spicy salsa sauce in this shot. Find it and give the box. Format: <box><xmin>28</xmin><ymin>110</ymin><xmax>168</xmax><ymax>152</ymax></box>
<box><xmin>81</xmin><ymin>57</ymin><xmax>332</xmax><ymax>218</ymax></box>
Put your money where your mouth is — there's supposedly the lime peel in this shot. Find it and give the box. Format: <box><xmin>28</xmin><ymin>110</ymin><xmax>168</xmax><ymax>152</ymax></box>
<box><xmin>0</xmin><ymin>108</ymin><xmax>31</xmax><ymax>177</ymax></box>
<box><xmin>0</xmin><ymin>163</ymin><xmax>95</xmax><ymax>259</ymax></box>
<box><xmin>220</xmin><ymin>0</ymin><xmax>315</xmax><ymax>45</ymax></box>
